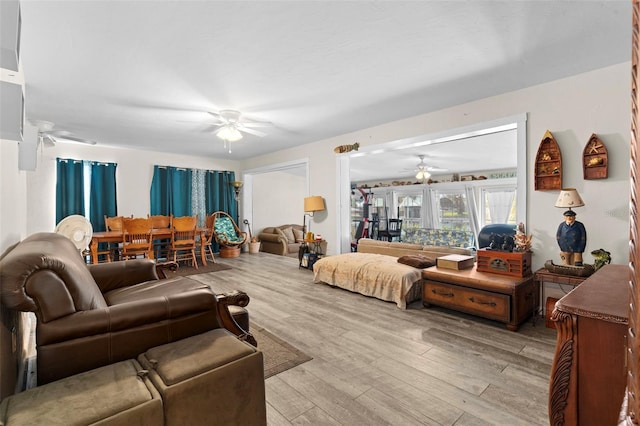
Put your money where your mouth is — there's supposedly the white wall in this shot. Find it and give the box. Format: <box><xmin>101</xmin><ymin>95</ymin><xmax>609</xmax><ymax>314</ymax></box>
<box><xmin>0</xmin><ymin>140</ymin><xmax>26</xmax><ymax>253</ymax></box>
<box><xmin>25</xmin><ymin>143</ymin><xmax>240</xmax><ymax>234</ymax></box>
<box><xmin>251</xmin><ymin>170</ymin><xmax>305</xmax><ymax>236</ymax></box>
<box><xmin>243</xmin><ymin>63</ymin><xmax>631</xmax><ymax>272</ymax></box>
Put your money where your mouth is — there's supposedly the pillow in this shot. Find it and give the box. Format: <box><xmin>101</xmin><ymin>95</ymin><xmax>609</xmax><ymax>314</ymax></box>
<box><xmin>292</xmin><ymin>228</ymin><xmax>304</xmax><ymax>242</ymax></box>
<box><xmin>278</xmin><ymin>226</ymin><xmax>296</xmax><ymax>244</ymax></box>
<box><xmin>397</xmin><ymin>255</ymin><xmax>436</xmax><ymax>269</ymax></box>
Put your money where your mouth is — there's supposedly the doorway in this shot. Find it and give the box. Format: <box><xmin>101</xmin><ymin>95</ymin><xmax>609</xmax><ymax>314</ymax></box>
<box><xmin>241</xmin><ymin>159</ymin><xmax>310</xmax><ymax>240</ymax></box>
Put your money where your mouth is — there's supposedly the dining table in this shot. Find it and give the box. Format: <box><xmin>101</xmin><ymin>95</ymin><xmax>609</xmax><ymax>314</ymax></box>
<box><xmin>90</xmin><ymin>228</ymin><xmax>210</xmax><ymax>265</ymax></box>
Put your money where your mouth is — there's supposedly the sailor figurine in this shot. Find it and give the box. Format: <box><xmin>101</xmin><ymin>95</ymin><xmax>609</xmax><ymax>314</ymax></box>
<box><xmin>556</xmin><ymin>210</ymin><xmax>587</xmax><ymax>266</ymax></box>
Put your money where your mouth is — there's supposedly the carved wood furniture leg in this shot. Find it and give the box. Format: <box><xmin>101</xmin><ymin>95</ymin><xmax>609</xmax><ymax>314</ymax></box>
<box><xmin>217</xmin><ymin>290</ymin><xmax>257</xmax><ymax>347</ymax></box>
<box><xmin>548</xmin><ymin>309</ymin><xmax>578</xmax><ymax>426</ymax></box>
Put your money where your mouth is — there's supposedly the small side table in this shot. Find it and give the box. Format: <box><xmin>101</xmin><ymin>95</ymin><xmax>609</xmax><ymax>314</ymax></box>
<box><xmin>534</xmin><ymin>268</ymin><xmax>588</xmax><ymax>324</ymax></box>
<box><xmin>304</xmin><ymin>239</ymin><xmax>324</xmax><ymax>255</ymax></box>
<box><xmin>299</xmin><ymin>239</ymin><xmax>325</xmax><ymax>269</ymax></box>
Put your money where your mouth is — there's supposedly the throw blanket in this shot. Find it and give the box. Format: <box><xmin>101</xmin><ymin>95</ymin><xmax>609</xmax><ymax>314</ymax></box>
<box><xmin>312</xmin><ymin>253</ymin><xmax>423</xmax><ymax>309</ymax></box>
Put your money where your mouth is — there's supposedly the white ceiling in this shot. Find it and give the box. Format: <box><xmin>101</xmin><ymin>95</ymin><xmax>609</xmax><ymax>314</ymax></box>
<box><xmin>18</xmin><ymin>1</ymin><xmax>631</xmax><ymax>178</ymax></box>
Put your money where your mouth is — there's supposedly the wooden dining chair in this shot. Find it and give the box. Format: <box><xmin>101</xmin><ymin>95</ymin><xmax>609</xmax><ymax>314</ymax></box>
<box><xmin>104</xmin><ymin>214</ymin><xmax>134</xmax><ymax>260</ymax></box>
<box><xmin>148</xmin><ymin>214</ymin><xmax>173</xmax><ymax>261</ymax></box>
<box><xmin>197</xmin><ymin>214</ymin><xmax>216</xmax><ymax>264</ymax></box>
<box><xmin>171</xmin><ymin>215</ymin><xmax>198</xmax><ymax>269</ymax></box>
<box><xmin>121</xmin><ymin>217</ymin><xmax>154</xmax><ymax>260</ymax></box>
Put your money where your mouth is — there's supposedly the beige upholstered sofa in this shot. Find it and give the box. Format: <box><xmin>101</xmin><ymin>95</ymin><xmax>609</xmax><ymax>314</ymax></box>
<box><xmin>356</xmin><ymin>238</ymin><xmax>474</xmax><ymax>258</ymax></box>
<box><xmin>258</xmin><ymin>224</ymin><xmax>329</xmax><ymax>257</ymax></box>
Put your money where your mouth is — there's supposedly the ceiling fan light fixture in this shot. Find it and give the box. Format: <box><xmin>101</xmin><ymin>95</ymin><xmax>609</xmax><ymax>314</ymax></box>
<box><xmin>216</xmin><ymin>125</ymin><xmax>243</xmax><ymax>142</ymax></box>
<box><xmin>416</xmin><ymin>169</ymin><xmax>431</xmax><ymax>180</ymax></box>
<box><xmin>415</xmin><ymin>155</ymin><xmax>431</xmax><ymax>181</ymax></box>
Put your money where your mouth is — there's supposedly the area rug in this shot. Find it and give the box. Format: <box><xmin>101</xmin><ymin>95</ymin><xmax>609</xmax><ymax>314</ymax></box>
<box><xmin>252</xmin><ymin>324</ymin><xmax>312</xmax><ymax>378</ymax></box>
<box><xmin>165</xmin><ymin>262</ymin><xmax>232</xmax><ymax>277</ymax></box>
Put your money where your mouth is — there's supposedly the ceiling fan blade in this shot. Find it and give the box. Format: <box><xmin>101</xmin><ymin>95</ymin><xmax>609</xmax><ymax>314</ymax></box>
<box><xmin>206</xmin><ymin>111</ymin><xmax>223</xmax><ymax>120</ymax></box>
<box><xmin>238</xmin><ymin>127</ymin><xmax>266</xmax><ymax>137</ymax></box>
<box><xmin>51</xmin><ymin>134</ymin><xmax>97</xmax><ymax>145</ymax></box>
<box><xmin>240</xmin><ymin>121</ymin><xmax>272</xmax><ymax>128</ymax></box>
<box><xmin>41</xmin><ymin>134</ymin><xmax>56</xmax><ymax>147</ymax></box>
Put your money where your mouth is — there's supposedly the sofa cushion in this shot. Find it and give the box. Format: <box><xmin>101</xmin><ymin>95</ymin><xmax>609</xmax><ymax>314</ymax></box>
<box><xmin>0</xmin><ymin>359</ymin><xmax>163</xmax><ymax>426</ymax></box>
<box><xmin>404</xmin><ymin>228</ymin><xmax>475</xmax><ymax>248</ymax></box>
<box><xmin>280</xmin><ymin>227</ymin><xmax>296</xmax><ymax>243</ymax></box>
<box><xmin>293</xmin><ymin>228</ymin><xmax>304</xmax><ymax>242</ymax></box>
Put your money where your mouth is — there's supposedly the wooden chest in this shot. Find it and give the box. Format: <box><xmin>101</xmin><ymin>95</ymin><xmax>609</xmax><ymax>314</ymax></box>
<box><xmin>422</xmin><ymin>266</ymin><xmax>537</xmax><ymax>331</ymax></box>
<box><xmin>476</xmin><ymin>249</ymin><xmax>532</xmax><ymax>277</ymax></box>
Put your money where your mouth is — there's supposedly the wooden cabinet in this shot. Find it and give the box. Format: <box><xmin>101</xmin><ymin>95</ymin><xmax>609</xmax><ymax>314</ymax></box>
<box><xmin>548</xmin><ymin>264</ymin><xmax>628</xmax><ymax>426</ymax></box>
<box><xmin>422</xmin><ymin>267</ymin><xmax>538</xmax><ymax>331</ymax></box>
<box><xmin>535</xmin><ymin>130</ymin><xmax>563</xmax><ymax>191</ymax></box>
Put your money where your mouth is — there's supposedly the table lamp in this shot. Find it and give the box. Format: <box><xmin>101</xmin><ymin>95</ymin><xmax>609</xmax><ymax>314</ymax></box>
<box><xmin>554</xmin><ymin>188</ymin><xmax>587</xmax><ymax>266</ymax></box>
<box><xmin>303</xmin><ymin>195</ymin><xmax>325</xmax><ymax>238</ymax></box>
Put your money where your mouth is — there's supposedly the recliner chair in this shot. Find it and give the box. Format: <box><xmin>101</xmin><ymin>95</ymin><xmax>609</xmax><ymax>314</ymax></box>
<box><xmin>0</xmin><ymin>232</ymin><xmax>255</xmax><ymax>385</ymax></box>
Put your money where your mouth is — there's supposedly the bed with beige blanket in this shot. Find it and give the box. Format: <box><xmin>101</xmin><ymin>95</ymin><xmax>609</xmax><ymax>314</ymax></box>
<box><xmin>312</xmin><ymin>253</ymin><xmax>424</xmax><ymax>309</ymax></box>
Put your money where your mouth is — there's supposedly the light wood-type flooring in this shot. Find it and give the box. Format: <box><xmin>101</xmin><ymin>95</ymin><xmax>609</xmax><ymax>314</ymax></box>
<box><xmin>191</xmin><ymin>252</ymin><xmax>556</xmax><ymax>426</ymax></box>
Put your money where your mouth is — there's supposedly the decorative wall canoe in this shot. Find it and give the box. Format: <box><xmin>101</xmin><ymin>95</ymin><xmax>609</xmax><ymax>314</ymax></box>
<box><xmin>582</xmin><ymin>133</ymin><xmax>608</xmax><ymax>179</ymax></box>
<box><xmin>534</xmin><ymin>130</ymin><xmax>563</xmax><ymax>191</ymax></box>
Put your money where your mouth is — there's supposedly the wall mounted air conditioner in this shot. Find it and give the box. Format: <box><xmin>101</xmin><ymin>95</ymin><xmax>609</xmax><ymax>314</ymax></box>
<box><xmin>0</xmin><ymin>0</ymin><xmax>21</xmax><ymax>72</ymax></box>
<box><xmin>0</xmin><ymin>80</ymin><xmax>24</xmax><ymax>141</ymax></box>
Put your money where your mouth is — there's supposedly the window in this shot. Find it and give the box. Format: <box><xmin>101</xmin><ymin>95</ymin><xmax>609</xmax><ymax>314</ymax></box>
<box><xmin>397</xmin><ymin>192</ymin><xmax>423</xmax><ymax>238</ymax></box>
<box><xmin>481</xmin><ymin>187</ymin><xmax>517</xmax><ymax>226</ymax></box>
<box><xmin>428</xmin><ymin>188</ymin><xmax>470</xmax><ymax>231</ymax></box>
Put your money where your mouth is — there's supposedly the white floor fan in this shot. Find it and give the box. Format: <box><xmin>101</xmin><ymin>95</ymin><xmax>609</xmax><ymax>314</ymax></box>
<box><xmin>55</xmin><ymin>215</ymin><xmax>93</xmax><ymax>259</ymax></box>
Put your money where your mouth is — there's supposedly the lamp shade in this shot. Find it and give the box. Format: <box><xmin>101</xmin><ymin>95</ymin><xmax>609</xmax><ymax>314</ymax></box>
<box><xmin>554</xmin><ymin>188</ymin><xmax>585</xmax><ymax>209</ymax></box>
<box><xmin>304</xmin><ymin>196</ymin><xmax>325</xmax><ymax>213</ymax></box>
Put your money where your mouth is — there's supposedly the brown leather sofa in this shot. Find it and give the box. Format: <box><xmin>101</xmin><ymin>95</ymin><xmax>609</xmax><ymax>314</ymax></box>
<box><xmin>0</xmin><ymin>232</ymin><xmax>254</xmax><ymax>385</ymax></box>
<box><xmin>258</xmin><ymin>224</ymin><xmax>327</xmax><ymax>257</ymax></box>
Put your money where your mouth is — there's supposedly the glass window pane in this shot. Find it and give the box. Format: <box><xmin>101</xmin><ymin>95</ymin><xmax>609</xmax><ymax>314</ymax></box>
<box><xmin>435</xmin><ymin>190</ymin><xmax>470</xmax><ymax>231</ymax></box>
<box><xmin>397</xmin><ymin>193</ymin><xmax>422</xmax><ymax>232</ymax></box>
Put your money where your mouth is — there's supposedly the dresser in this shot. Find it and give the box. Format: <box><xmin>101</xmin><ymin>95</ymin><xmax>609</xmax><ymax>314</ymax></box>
<box><xmin>548</xmin><ymin>264</ymin><xmax>629</xmax><ymax>426</ymax></box>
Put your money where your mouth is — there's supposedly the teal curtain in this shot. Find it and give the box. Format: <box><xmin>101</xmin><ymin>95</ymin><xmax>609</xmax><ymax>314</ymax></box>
<box><xmin>56</xmin><ymin>158</ymin><xmax>85</xmax><ymax>224</ymax></box>
<box><xmin>89</xmin><ymin>162</ymin><xmax>118</xmax><ymax>232</ymax></box>
<box><xmin>205</xmin><ymin>171</ymin><xmax>237</xmax><ymax>220</ymax></box>
<box><xmin>150</xmin><ymin>166</ymin><xmax>193</xmax><ymax>217</ymax></box>
<box><xmin>204</xmin><ymin>171</ymin><xmax>237</xmax><ymax>253</ymax></box>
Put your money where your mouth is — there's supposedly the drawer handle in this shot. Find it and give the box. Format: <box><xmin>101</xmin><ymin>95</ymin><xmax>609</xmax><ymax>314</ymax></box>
<box><xmin>468</xmin><ymin>296</ymin><xmax>496</xmax><ymax>306</ymax></box>
<box><xmin>431</xmin><ymin>289</ymin><xmax>454</xmax><ymax>297</ymax></box>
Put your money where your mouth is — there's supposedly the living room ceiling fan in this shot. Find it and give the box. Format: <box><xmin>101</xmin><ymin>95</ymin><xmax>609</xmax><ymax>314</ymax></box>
<box><xmin>205</xmin><ymin>109</ymin><xmax>272</xmax><ymax>153</ymax></box>
<box><xmin>31</xmin><ymin>120</ymin><xmax>97</xmax><ymax>147</ymax></box>
<box><xmin>413</xmin><ymin>155</ymin><xmax>446</xmax><ymax>181</ymax></box>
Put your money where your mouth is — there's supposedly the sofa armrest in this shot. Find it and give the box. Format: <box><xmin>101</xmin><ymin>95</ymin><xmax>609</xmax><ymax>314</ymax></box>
<box><xmin>257</xmin><ymin>233</ymin><xmax>287</xmax><ymax>256</ymax></box>
<box><xmin>37</xmin><ymin>289</ymin><xmax>218</xmax><ymax>345</ymax></box>
<box><xmin>88</xmin><ymin>259</ymin><xmax>159</xmax><ymax>293</ymax></box>
<box><xmin>257</xmin><ymin>233</ymin><xmax>281</xmax><ymax>243</ymax></box>
<box><xmin>216</xmin><ymin>290</ymin><xmax>256</xmax><ymax>346</ymax></box>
